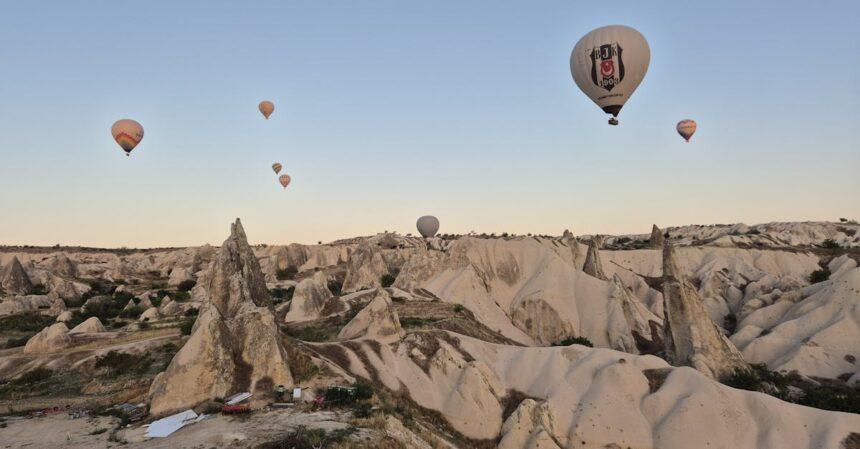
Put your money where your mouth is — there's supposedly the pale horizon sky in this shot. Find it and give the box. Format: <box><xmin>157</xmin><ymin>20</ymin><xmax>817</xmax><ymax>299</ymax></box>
<box><xmin>1</xmin><ymin>1</ymin><xmax>858</xmax><ymax>247</ymax></box>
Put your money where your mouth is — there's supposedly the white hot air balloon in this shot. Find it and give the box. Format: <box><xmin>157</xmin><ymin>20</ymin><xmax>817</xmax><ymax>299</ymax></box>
<box><xmin>676</xmin><ymin>119</ymin><xmax>697</xmax><ymax>142</ymax></box>
<box><xmin>259</xmin><ymin>101</ymin><xmax>274</xmax><ymax>119</ymax></box>
<box><xmin>111</xmin><ymin>119</ymin><xmax>144</xmax><ymax>156</ymax></box>
<box><xmin>416</xmin><ymin>215</ymin><xmax>440</xmax><ymax>238</ymax></box>
<box><xmin>570</xmin><ymin>25</ymin><xmax>650</xmax><ymax>125</ymax></box>
<box><xmin>272</xmin><ymin>162</ymin><xmax>283</xmax><ymax>174</ymax></box>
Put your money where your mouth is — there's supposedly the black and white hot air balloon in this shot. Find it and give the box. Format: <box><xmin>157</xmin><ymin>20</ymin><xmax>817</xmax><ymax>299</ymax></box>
<box><xmin>570</xmin><ymin>25</ymin><xmax>650</xmax><ymax>125</ymax></box>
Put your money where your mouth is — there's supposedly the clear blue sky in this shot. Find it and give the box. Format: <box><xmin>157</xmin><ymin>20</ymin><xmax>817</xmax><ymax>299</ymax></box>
<box><xmin>0</xmin><ymin>1</ymin><xmax>857</xmax><ymax>247</ymax></box>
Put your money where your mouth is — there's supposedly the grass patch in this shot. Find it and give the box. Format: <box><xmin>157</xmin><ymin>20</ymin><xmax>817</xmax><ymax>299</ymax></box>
<box><xmin>177</xmin><ymin>280</ymin><xmax>196</xmax><ymax>292</ymax></box>
<box><xmin>380</xmin><ymin>274</ymin><xmax>396</xmax><ymax>288</ymax></box>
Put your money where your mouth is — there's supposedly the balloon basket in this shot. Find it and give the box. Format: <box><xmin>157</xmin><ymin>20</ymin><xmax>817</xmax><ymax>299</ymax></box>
<box><xmin>608</xmin><ymin>118</ymin><xmax>619</xmax><ymax>126</ymax></box>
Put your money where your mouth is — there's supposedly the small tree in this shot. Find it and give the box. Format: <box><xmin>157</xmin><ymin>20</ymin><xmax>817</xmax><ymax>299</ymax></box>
<box><xmin>809</xmin><ymin>267</ymin><xmax>831</xmax><ymax>284</ymax></box>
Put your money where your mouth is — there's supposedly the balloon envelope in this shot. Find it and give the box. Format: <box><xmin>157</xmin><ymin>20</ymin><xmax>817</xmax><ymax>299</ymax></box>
<box><xmin>416</xmin><ymin>216</ymin><xmax>440</xmax><ymax>238</ymax></box>
<box><xmin>676</xmin><ymin>120</ymin><xmax>697</xmax><ymax>142</ymax></box>
<box><xmin>259</xmin><ymin>101</ymin><xmax>274</xmax><ymax>119</ymax></box>
<box><xmin>272</xmin><ymin>162</ymin><xmax>283</xmax><ymax>174</ymax></box>
<box><xmin>111</xmin><ymin>119</ymin><xmax>144</xmax><ymax>156</ymax></box>
<box><xmin>278</xmin><ymin>174</ymin><xmax>291</xmax><ymax>188</ymax></box>
<box><xmin>570</xmin><ymin>25</ymin><xmax>650</xmax><ymax>123</ymax></box>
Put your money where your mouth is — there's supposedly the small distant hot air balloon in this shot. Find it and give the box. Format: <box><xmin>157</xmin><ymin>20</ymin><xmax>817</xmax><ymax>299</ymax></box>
<box><xmin>416</xmin><ymin>216</ymin><xmax>440</xmax><ymax>238</ymax></box>
<box><xmin>570</xmin><ymin>25</ymin><xmax>650</xmax><ymax>126</ymax></box>
<box><xmin>111</xmin><ymin>119</ymin><xmax>144</xmax><ymax>156</ymax></box>
<box><xmin>676</xmin><ymin>120</ymin><xmax>697</xmax><ymax>142</ymax></box>
<box><xmin>272</xmin><ymin>162</ymin><xmax>283</xmax><ymax>174</ymax></box>
<box><xmin>259</xmin><ymin>101</ymin><xmax>274</xmax><ymax>119</ymax></box>
<box><xmin>278</xmin><ymin>174</ymin><xmax>291</xmax><ymax>189</ymax></box>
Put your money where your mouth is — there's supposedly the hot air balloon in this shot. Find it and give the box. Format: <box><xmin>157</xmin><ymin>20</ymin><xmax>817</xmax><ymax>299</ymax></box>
<box><xmin>278</xmin><ymin>174</ymin><xmax>291</xmax><ymax>189</ymax></box>
<box><xmin>416</xmin><ymin>216</ymin><xmax>439</xmax><ymax>238</ymax></box>
<box><xmin>676</xmin><ymin>120</ymin><xmax>697</xmax><ymax>142</ymax></box>
<box><xmin>259</xmin><ymin>101</ymin><xmax>274</xmax><ymax>119</ymax></box>
<box><xmin>110</xmin><ymin>119</ymin><xmax>144</xmax><ymax>156</ymax></box>
<box><xmin>570</xmin><ymin>25</ymin><xmax>650</xmax><ymax>126</ymax></box>
<box><xmin>272</xmin><ymin>162</ymin><xmax>283</xmax><ymax>174</ymax></box>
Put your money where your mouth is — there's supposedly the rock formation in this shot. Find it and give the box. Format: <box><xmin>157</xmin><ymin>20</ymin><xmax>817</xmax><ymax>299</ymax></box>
<box><xmin>49</xmin><ymin>253</ymin><xmax>77</xmax><ymax>277</ymax></box>
<box><xmin>498</xmin><ymin>399</ymin><xmax>561</xmax><ymax>449</ymax></box>
<box><xmin>139</xmin><ymin>307</ymin><xmax>160</xmax><ymax>321</ymax></box>
<box><xmin>650</xmin><ymin>224</ymin><xmax>665</xmax><ymax>249</ymax></box>
<box><xmin>661</xmin><ymin>240</ymin><xmax>748</xmax><ymax>379</ymax></box>
<box><xmin>159</xmin><ymin>298</ymin><xmax>182</xmax><ymax>316</ymax></box>
<box><xmin>1</xmin><ymin>256</ymin><xmax>33</xmax><ymax>295</ymax></box>
<box><xmin>148</xmin><ymin>219</ymin><xmax>291</xmax><ymax>416</ymax></box>
<box><xmin>56</xmin><ymin>310</ymin><xmax>73</xmax><ymax>323</ymax></box>
<box><xmin>337</xmin><ymin>289</ymin><xmax>405</xmax><ymax>343</ymax></box>
<box><xmin>582</xmin><ymin>236</ymin><xmax>607</xmax><ymax>280</ymax></box>
<box><xmin>69</xmin><ymin>317</ymin><xmax>106</xmax><ymax>334</ymax></box>
<box><xmin>606</xmin><ymin>274</ymin><xmax>662</xmax><ymax>353</ymax></box>
<box><xmin>342</xmin><ymin>241</ymin><xmax>389</xmax><ymax>293</ymax></box>
<box><xmin>284</xmin><ymin>271</ymin><xmax>335</xmax><ymax>322</ymax></box>
<box><xmin>562</xmin><ymin>229</ymin><xmax>578</xmax><ymax>264</ymax></box>
<box><xmin>23</xmin><ymin>322</ymin><xmax>71</xmax><ymax>353</ymax></box>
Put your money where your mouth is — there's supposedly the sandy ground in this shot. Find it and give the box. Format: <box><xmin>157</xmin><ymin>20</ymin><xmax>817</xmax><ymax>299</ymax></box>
<box><xmin>1</xmin><ymin>408</ymin><xmax>353</xmax><ymax>449</ymax></box>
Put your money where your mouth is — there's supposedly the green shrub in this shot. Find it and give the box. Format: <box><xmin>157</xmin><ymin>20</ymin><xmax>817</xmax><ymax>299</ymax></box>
<box><xmin>95</xmin><ymin>351</ymin><xmax>152</xmax><ymax>377</ymax></box>
<box><xmin>276</xmin><ymin>267</ymin><xmax>298</xmax><ymax>281</ymax></box>
<box><xmin>81</xmin><ymin>298</ymin><xmax>124</xmax><ymax>321</ymax></box>
<box><xmin>327</xmin><ymin>280</ymin><xmax>343</xmax><ymax>296</ymax></box>
<box><xmin>184</xmin><ymin>307</ymin><xmax>199</xmax><ymax>317</ymax></box>
<box><xmin>555</xmin><ymin>336</ymin><xmax>594</xmax><ymax>347</ymax></box>
<box><xmin>353</xmin><ymin>378</ymin><xmax>374</xmax><ymax>400</ymax></box>
<box><xmin>138</xmin><ymin>321</ymin><xmax>150</xmax><ymax>330</ymax></box>
<box><xmin>285</xmin><ymin>325</ymin><xmax>332</xmax><ymax>342</ymax></box>
<box><xmin>179</xmin><ymin>317</ymin><xmax>195</xmax><ymax>336</ymax></box>
<box><xmin>171</xmin><ymin>291</ymin><xmax>191</xmax><ymax>302</ymax></box>
<box><xmin>353</xmin><ymin>402</ymin><xmax>373</xmax><ymax>418</ymax></box>
<box><xmin>4</xmin><ymin>336</ymin><xmax>30</xmax><ymax>349</ymax></box>
<box><xmin>270</xmin><ymin>287</ymin><xmax>294</xmax><ymax>301</ymax></box>
<box><xmin>380</xmin><ymin>273</ymin><xmax>396</xmax><ymax>288</ymax></box>
<box><xmin>177</xmin><ymin>280</ymin><xmax>196</xmax><ymax>292</ymax></box>
<box><xmin>0</xmin><ymin>313</ymin><xmax>55</xmax><ymax>332</ymax></box>
<box><xmin>452</xmin><ymin>304</ymin><xmax>465</xmax><ymax>313</ymax></box>
<box><xmin>17</xmin><ymin>367</ymin><xmax>54</xmax><ymax>384</ymax></box>
<box><xmin>113</xmin><ymin>291</ymin><xmax>135</xmax><ymax>303</ymax></box>
<box><xmin>809</xmin><ymin>267</ymin><xmax>831</xmax><ymax>284</ymax></box>
<box><xmin>820</xmin><ymin>239</ymin><xmax>840</xmax><ymax>249</ymax></box>
<box><xmin>30</xmin><ymin>284</ymin><xmax>48</xmax><ymax>295</ymax></box>
<box><xmin>118</xmin><ymin>305</ymin><xmax>145</xmax><ymax>319</ymax></box>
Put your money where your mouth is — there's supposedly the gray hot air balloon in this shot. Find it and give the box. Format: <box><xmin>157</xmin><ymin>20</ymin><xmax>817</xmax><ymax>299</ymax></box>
<box><xmin>416</xmin><ymin>216</ymin><xmax>440</xmax><ymax>238</ymax></box>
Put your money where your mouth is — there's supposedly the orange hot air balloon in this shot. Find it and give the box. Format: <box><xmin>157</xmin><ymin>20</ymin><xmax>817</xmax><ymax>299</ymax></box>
<box><xmin>272</xmin><ymin>162</ymin><xmax>283</xmax><ymax>174</ymax></box>
<box><xmin>259</xmin><ymin>101</ymin><xmax>274</xmax><ymax>119</ymax></box>
<box><xmin>111</xmin><ymin>119</ymin><xmax>144</xmax><ymax>156</ymax></box>
<box><xmin>278</xmin><ymin>174</ymin><xmax>291</xmax><ymax>188</ymax></box>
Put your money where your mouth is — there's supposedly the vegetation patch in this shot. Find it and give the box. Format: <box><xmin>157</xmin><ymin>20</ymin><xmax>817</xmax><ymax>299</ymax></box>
<box><xmin>177</xmin><ymin>280</ymin><xmax>196</xmax><ymax>292</ymax></box>
<box><xmin>809</xmin><ymin>267</ymin><xmax>831</xmax><ymax>284</ymax></box>
<box><xmin>276</xmin><ymin>267</ymin><xmax>299</xmax><ymax>281</ymax></box>
<box><xmin>723</xmin><ymin>363</ymin><xmax>860</xmax><ymax>414</ymax></box>
<box><xmin>554</xmin><ymin>336</ymin><xmax>594</xmax><ymax>347</ymax></box>
<box><xmin>0</xmin><ymin>313</ymin><xmax>54</xmax><ymax>332</ymax></box>
<box><xmin>94</xmin><ymin>351</ymin><xmax>153</xmax><ymax>378</ymax></box>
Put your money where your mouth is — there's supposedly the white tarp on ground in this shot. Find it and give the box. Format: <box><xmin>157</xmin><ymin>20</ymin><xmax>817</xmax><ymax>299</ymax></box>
<box><xmin>145</xmin><ymin>410</ymin><xmax>198</xmax><ymax>438</ymax></box>
<box><xmin>226</xmin><ymin>392</ymin><xmax>252</xmax><ymax>405</ymax></box>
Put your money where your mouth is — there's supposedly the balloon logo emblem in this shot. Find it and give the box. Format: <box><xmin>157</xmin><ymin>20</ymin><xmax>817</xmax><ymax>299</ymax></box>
<box><xmin>590</xmin><ymin>44</ymin><xmax>624</xmax><ymax>91</ymax></box>
<box><xmin>600</xmin><ymin>60</ymin><xmax>615</xmax><ymax>77</ymax></box>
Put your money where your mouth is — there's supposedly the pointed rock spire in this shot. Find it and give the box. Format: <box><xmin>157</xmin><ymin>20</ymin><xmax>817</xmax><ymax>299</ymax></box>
<box><xmin>661</xmin><ymin>240</ymin><xmax>748</xmax><ymax>380</ymax></box>
<box><xmin>562</xmin><ymin>229</ymin><xmax>579</xmax><ymax>263</ymax></box>
<box><xmin>1</xmin><ymin>256</ymin><xmax>33</xmax><ymax>295</ymax></box>
<box><xmin>582</xmin><ymin>236</ymin><xmax>607</xmax><ymax>281</ymax></box>
<box><xmin>49</xmin><ymin>253</ymin><xmax>78</xmax><ymax>277</ymax></box>
<box><xmin>148</xmin><ymin>219</ymin><xmax>292</xmax><ymax>416</ymax></box>
<box><xmin>650</xmin><ymin>224</ymin><xmax>665</xmax><ymax>249</ymax></box>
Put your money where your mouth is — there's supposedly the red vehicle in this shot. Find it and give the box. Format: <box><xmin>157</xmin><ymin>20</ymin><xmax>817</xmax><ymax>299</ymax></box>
<box><xmin>221</xmin><ymin>404</ymin><xmax>250</xmax><ymax>414</ymax></box>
